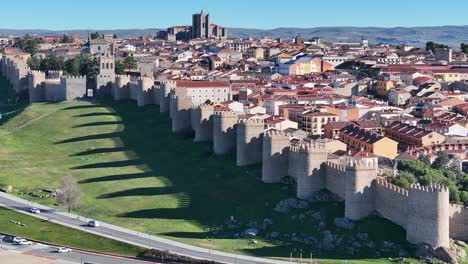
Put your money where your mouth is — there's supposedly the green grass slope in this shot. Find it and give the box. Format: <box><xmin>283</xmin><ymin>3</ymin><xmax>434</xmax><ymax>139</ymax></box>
<box><xmin>0</xmin><ymin>78</ymin><xmax>422</xmax><ymax>263</ymax></box>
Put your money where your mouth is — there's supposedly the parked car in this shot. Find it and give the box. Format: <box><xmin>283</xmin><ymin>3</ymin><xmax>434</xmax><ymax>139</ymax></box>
<box><xmin>12</xmin><ymin>237</ymin><xmax>23</xmax><ymax>243</ymax></box>
<box><xmin>57</xmin><ymin>247</ymin><xmax>72</xmax><ymax>253</ymax></box>
<box><xmin>2</xmin><ymin>236</ymin><xmax>14</xmax><ymax>242</ymax></box>
<box><xmin>87</xmin><ymin>220</ymin><xmax>99</xmax><ymax>227</ymax></box>
<box><xmin>14</xmin><ymin>239</ymin><xmax>32</xmax><ymax>245</ymax></box>
<box><xmin>29</xmin><ymin>208</ymin><xmax>41</xmax><ymax>214</ymax></box>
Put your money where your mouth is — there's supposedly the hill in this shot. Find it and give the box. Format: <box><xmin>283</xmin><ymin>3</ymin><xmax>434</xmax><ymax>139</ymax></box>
<box><xmin>1</xmin><ymin>25</ymin><xmax>467</xmax><ymax>47</ymax></box>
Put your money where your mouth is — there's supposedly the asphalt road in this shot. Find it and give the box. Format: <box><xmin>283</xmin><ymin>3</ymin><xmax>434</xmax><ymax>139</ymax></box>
<box><xmin>0</xmin><ymin>242</ymin><xmax>155</xmax><ymax>264</ymax></box>
<box><xmin>0</xmin><ymin>193</ymin><xmax>292</xmax><ymax>264</ymax></box>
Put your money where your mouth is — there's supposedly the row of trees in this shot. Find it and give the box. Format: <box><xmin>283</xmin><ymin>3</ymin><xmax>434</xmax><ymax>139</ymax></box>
<box><xmin>14</xmin><ymin>35</ymin><xmax>44</xmax><ymax>54</ymax></box>
<box><xmin>90</xmin><ymin>32</ymin><xmax>118</xmax><ymax>40</ymax></box>
<box><xmin>27</xmin><ymin>53</ymin><xmax>138</xmax><ymax>77</ymax></box>
<box><xmin>28</xmin><ymin>54</ymin><xmax>100</xmax><ymax>77</ymax></box>
<box><xmin>461</xmin><ymin>43</ymin><xmax>468</xmax><ymax>54</ymax></box>
<box><xmin>391</xmin><ymin>152</ymin><xmax>468</xmax><ymax>205</ymax></box>
<box><xmin>426</xmin><ymin>41</ymin><xmax>468</xmax><ymax>54</ymax></box>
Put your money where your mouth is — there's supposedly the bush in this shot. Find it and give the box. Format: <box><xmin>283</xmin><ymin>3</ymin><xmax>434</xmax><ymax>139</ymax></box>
<box><xmin>396</xmin><ymin>160</ymin><xmax>467</xmax><ymax>205</ymax></box>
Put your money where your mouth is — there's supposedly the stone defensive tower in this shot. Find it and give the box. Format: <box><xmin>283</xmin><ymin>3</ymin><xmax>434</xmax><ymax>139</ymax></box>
<box><xmin>236</xmin><ymin>118</ymin><xmax>265</xmax><ymax>166</ymax></box>
<box><xmin>406</xmin><ymin>184</ymin><xmax>450</xmax><ymax>248</ymax></box>
<box><xmin>137</xmin><ymin>76</ymin><xmax>155</xmax><ymax>107</ymax></box>
<box><xmin>28</xmin><ymin>70</ymin><xmax>46</xmax><ymax>103</ymax></box>
<box><xmin>262</xmin><ymin>130</ymin><xmax>291</xmax><ymax>183</ymax></box>
<box><xmin>61</xmin><ymin>75</ymin><xmax>87</xmax><ymax>100</ymax></box>
<box><xmin>191</xmin><ymin>104</ymin><xmax>214</xmax><ymax>142</ymax></box>
<box><xmin>114</xmin><ymin>75</ymin><xmax>131</xmax><ymax>100</ymax></box>
<box><xmin>344</xmin><ymin>160</ymin><xmax>378</xmax><ymax>220</ymax></box>
<box><xmin>171</xmin><ymin>94</ymin><xmax>194</xmax><ymax>134</ymax></box>
<box><xmin>213</xmin><ymin>110</ymin><xmax>239</xmax><ymax>155</ymax></box>
<box><xmin>288</xmin><ymin>142</ymin><xmax>328</xmax><ymax>200</ymax></box>
<box><xmin>159</xmin><ymin>80</ymin><xmax>176</xmax><ymax>113</ymax></box>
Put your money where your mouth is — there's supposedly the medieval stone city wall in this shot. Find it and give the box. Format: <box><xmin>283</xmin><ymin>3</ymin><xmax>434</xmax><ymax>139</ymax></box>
<box><xmin>96</xmin><ymin>74</ymin><xmax>115</xmax><ymax>98</ymax></box>
<box><xmin>450</xmin><ymin>204</ymin><xmax>468</xmax><ymax>241</ymax></box>
<box><xmin>170</xmin><ymin>91</ymin><xmax>194</xmax><ymax>133</ymax></box>
<box><xmin>114</xmin><ymin>74</ymin><xmax>131</xmax><ymax>100</ymax></box>
<box><xmin>1</xmin><ymin>55</ymin><xmax>467</xmax><ymax>249</ymax></box>
<box><xmin>137</xmin><ymin>76</ymin><xmax>155</xmax><ymax>107</ymax></box>
<box><xmin>191</xmin><ymin>104</ymin><xmax>214</xmax><ymax>142</ymax></box>
<box><xmin>236</xmin><ymin>118</ymin><xmax>264</xmax><ymax>166</ymax></box>
<box><xmin>262</xmin><ymin>130</ymin><xmax>291</xmax><ymax>183</ymax></box>
<box><xmin>62</xmin><ymin>76</ymin><xmax>87</xmax><ymax>101</ymax></box>
<box><xmin>374</xmin><ymin>178</ymin><xmax>408</xmax><ymax>228</ymax></box>
<box><xmin>0</xmin><ymin>55</ymin><xmax>29</xmax><ymax>93</ymax></box>
<box><xmin>324</xmin><ymin>161</ymin><xmax>346</xmax><ymax>199</ymax></box>
<box><xmin>213</xmin><ymin>110</ymin><xmax>239</xmax><ymax>155</ymax></box>
<box><xmin>289</xmin><ymin>143</ymin><xmax>328</xmax><ymax>200</ymax></box>
<box><xmin>159</xmin><ymin>80</ymin><xmax>176</xmax><ymax>113</ymax></box>
<box><xmin>406</xmin><ymin>184</ymin><xmax>450</xmax><ymax>248</ymax></box>
<box><xmin>28</xmin><ymin>70</ymin><xmax>46</xmax><ymax>103</ymax></box>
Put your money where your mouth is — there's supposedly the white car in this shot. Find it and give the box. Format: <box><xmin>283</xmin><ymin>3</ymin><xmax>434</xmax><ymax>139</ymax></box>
<box><xmin>12</xmin><ymin>237</ymin><xmax>23</xmax><ymax>243</ymax></box>
<box><xmin>29</xmin><ymin>208</ymin><xmax>41</xmax><ymax>214</ymax></box>
<box><xmin>57</xmin><ymin>247</ymin><xmax>72</xmax><ymax>253</ymax></box>
<box><xmin>87</xmin><ymin>220</ymin><xmax>99</xmax><ymax>227</ymax></box>
<box><xmin>14</xmin><ymin>239</ymin><xmax>32</xmax><ymax>245</ymax></box>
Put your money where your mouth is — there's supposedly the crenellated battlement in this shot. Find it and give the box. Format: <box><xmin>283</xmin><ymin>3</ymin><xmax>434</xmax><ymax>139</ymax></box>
<box><xmin>325</xmin><ymin>161</ymin><xmax>347</xmax><ymax>172</ymax></box>
<box><xmin>214</xmin><ymin>110</ymin><xmax>238</xmax><ymax>117</ymax></box>
<box><xmin>116</xmin><ymin>74</ymin><xmax>131</xmax><ymax>79</ymax></box>
<box><xmin>62</xmin><ymin>75</ymin><xmax>86</xmax><ymax>80</ymax></box>
<box><xmin>29</xmin><ymin>70</ymin><xmax>46</xmax><ymax>76</ymax></box>
<box><xmin>290</xmin><ymin>141</ymin><xmax>325</xmax><ymax>153</ymax></box>
<box><xmin>264</xmin><ymin>129</ymin><xmax>290</xmax><ymax>138</ymax></box>
<box><xmin>346</xmin><ymin>159</ymin><xmax>378</xmax><ymax>170</ymax></box>
<box><xmin>375</xmin><ymin>177</ymin><xmax>409</xmax><ymax>196</ymax></box>
<box><xmin>97</xmin><ymin>74</ymin><xmax>115</xmax><ymax>79</ymax></box>
<box><xmin>199</xmin><ymin>103</ymin><xmax>214</xmax><ymax>110</ymax></box>
<box><xmin>138</xmin><ymin>76</ymin><xmax>155</xmax><ymax>81</ymax></box>
<box><xmin>409</xmin><ymin>183</ymin><xmax>449</xmax><ymax>193</ymax></box>
<box><xmin>44</xmin><ymin>78</ymin><xmax>61</xmax><ymax>84</ymax></box>
<box><xmin>237</xmin><ymin>118</ymin><xmax>265</xmax><ymax>125</ymax></box>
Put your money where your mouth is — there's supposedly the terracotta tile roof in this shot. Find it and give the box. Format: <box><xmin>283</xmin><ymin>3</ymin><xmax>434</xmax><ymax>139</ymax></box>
<box><xmin>175</xmin><ymin>80</ymin><xmax>230</xmax><ymax>88</ymax></box>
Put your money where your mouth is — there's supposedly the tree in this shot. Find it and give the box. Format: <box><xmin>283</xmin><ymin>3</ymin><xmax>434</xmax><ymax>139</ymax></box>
<box><xmin>82</xmin><ymin>57</ymin><xmax>100</xmax><ymax>78</ymax></box>
<box><xmin>425</xmin><ymin>41</ymin><xmax>449</xmax><ymax>52</ymax></box>
<box><xmin>114</xmin><ymin>60</ymin><xmax>126</xmax><ymax>74</ymax></box>
<box><xmin>432</xmin><ymin>151</ymin><xmax>450</xmax><ymax>170</ymax></box>
<box><xmin>27</xmin><ymin>57</ymin><xmax>41</xmax><ymax>70</ymax></box>
<box><xmin>391</xmin><ymin>171</ymin><xmax>417</xmax><ymax>189</ymax></box>
<box><xmin>57</xmin><ymin>176</ymin><xmax>80</xmax><ymax>213</ymax></box>
<box><xmin>61</xmin><ymin>34</ymin><xmax>73</xmax><ymax>43</ymax></box>
<box><xmin>14</xmin><ymin>35</ymin><xmax>44</xmax><ymax>54</ymax></box>
<box><xmin>90</xmin><ymin>32</ymin><xmax>101</xmax><ymax>40</ymax></box>
<box><xmin>39</xmin><ymin>55</ymin><xmax>66</xmax><ymax>72</ymax></box>
<box><xmin>113</xmin><ymin>33</ymin><xmax>118</xmax><ymax>39</ymax></box>
<box><xmin>461</xmin><ymin>191</ymin><xmax>468</xmax><ymax>206</ymax></box>
<box><xmin>419</xmin><ymin>154</ymin><xmax>431</xmax><ymax>166</ymax></box>
<box><xmin>124</xmin><ymin>55</ymin><xmax>137</xmax><ymax>70</ymax></box>
<box><xmin>461</xmin><ymin>43</ymin><xmax>468</xmax><ymax>54</ymax></box>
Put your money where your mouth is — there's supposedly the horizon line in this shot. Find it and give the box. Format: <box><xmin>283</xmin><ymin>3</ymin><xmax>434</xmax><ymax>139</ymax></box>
<box><xmin>0</xmin><ymin>24</ymin><xmax>467</xmax><ymax>32</ymax></box>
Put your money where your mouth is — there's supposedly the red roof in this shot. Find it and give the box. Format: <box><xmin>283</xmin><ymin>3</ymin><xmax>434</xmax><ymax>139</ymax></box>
<box><xmin>176</xmin><ymin>80</ymin><xmax>230</xmax><ymax>88</ymax></box>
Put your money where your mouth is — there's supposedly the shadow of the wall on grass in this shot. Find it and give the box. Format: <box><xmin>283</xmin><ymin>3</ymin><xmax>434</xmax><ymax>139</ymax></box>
<box><xmin>79</xmin><ymin>172</ymin><xmax>152</xmax><ymax>183</ymax></box>
<box><xmin>57</xmin><ymin>99</ymin><xmax>414</xmax><ymax>260</ymax></box>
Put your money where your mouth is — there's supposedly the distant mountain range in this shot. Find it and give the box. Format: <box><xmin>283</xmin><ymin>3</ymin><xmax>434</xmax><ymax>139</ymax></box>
<box><xmin>1</xmin><ymin>25</ymin><xmax>467</xmax><ymax>48</ymax></box>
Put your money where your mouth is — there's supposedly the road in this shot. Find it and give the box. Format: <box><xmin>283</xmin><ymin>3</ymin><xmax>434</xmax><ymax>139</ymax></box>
<box><xmin>0</xmin><ymin>192</ymin><xmax>292</xmax><ymax>264</ymax></box>
<box><xmin>0</xmin><ymin>241</ymin><xmax>156</xmax><ymax>264</ymax></box>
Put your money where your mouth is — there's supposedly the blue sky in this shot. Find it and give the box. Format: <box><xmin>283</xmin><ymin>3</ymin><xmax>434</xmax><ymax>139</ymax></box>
<box><xmin>2</xmin><ymin>0</ymin><xmax>467</xmax><ymax>30</ymax></box>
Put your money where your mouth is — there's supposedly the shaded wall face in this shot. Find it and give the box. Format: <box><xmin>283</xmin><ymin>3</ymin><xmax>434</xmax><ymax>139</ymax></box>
<box><xmin>262</xmin><ymin>135</ymin><xmax>290</xmax><ymax>183</ymax></box>
<box><xmin>450</xmin><ymin>205</ymin><xmax>468</xmax><ymax>241</ymax></box>
<box><xmin>345</xmin><ymin>168</ymin><xmax>376</xmax><ymax>220</ymax></box>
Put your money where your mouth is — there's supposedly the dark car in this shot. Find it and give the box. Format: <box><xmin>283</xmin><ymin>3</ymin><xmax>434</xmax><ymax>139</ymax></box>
<box><xmin>2</xmin><ymin>236</ymin><xmax>15</xmax><ymax>242</ymax></box>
